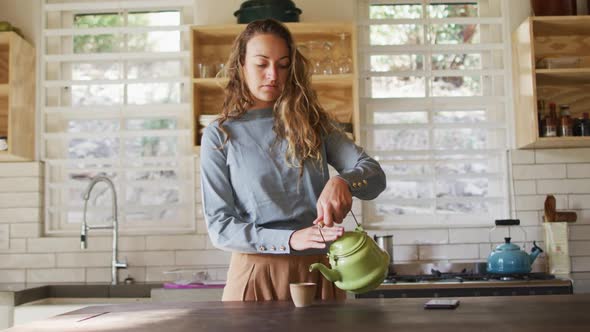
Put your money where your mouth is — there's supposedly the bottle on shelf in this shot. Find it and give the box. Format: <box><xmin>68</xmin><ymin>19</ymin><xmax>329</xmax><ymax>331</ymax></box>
<box><xmin>537</xmin><ymin>99</ymin><xmax>546</xmax><ymax>137</ymax></box>
<box><xmin>574</xmin><ymin>116</ymin><xmax>581</xmax><ymax>136</ymax></box>
<box><xmin>544</xmin><ymin>102</ymin><xmax>558</xmax><ymax>137</ymax></box>
<box><xmin>559</xmin><ymin>104</ymin><xmax>573</xmax><ymax>137</ymax></box>
<box><xmin>581</xmin><ymin>112</ymin><xmax>590</xmax><ymax>136</ymax></box>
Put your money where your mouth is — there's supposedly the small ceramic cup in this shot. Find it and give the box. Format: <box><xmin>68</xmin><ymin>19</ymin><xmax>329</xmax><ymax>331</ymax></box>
<box><xmin>289</xmin><ymin>282</ymin><xmax>316</xmax><ymax>308</ymax></box>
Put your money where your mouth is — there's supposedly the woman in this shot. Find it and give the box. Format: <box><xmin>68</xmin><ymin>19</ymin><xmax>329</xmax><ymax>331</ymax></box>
<box><xmin>200</xmin><ymin>19</ymin><xmax>386</xmax><ymax>302</ymax></box>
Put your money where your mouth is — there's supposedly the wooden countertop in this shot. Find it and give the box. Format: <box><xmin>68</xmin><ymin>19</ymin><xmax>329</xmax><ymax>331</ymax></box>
<box><xmin>6</xmin><ymin>294</ymin><xmax>590</xmax><ymax>332</ymax></box>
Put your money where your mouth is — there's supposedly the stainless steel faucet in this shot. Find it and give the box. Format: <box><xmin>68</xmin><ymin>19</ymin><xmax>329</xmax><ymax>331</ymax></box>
<box><xmin>81</xmin><ymin>176</ymin><xmax>127</xmax><ymax>285</ymax></box>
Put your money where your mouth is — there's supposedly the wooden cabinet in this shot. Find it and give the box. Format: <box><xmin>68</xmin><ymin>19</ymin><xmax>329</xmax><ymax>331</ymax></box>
<box><xmin>513</xmin><ymin>16</ymin><xmax>590</xmax><ymax>149</ymax></box>
<box><xmin>190</xmin><ymin>22</ymin><xmax>357</xmax><ymax>149</ymax></box>
<box><xmin>0</xmin><ymin>31</ymin><xmax>35</xmax><ymax>161</ymax></box>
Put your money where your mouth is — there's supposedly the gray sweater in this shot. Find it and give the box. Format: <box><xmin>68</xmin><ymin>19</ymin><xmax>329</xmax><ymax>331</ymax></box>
<box><xmin>200</xmin><ymin>107</ymin><xmax>386</xmax><ymax>255</ymax></box>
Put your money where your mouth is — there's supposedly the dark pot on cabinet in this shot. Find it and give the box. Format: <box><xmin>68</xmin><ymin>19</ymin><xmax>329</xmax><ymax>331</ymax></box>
<box><xmin>234</xmin><ymin>0</ymin><xmax>302</xmax><ymax>24</ymax></box>
<box><xmin>531</xmin><ymin>0</ymin><xmax>577</xmax><ymax>16</ymax></box>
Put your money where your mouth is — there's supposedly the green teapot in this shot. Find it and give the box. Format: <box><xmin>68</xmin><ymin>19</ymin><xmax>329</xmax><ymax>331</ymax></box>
<box><xmin>309</xmin><ymin>226</ymin><xmax>389</xmax><ymax>294</ymax></box>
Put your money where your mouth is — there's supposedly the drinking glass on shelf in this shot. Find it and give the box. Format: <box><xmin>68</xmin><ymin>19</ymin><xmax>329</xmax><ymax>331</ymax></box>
<box><xmin>215</xmin><ymin>63</ymin><xmax>226</xmax><ymax>77</ymax></box>
<box><xmin>321</xmin><ymin>41</ymin><xmax>335</xmax><ymax>75</ymax></box>
<box><xmin>297</xmin><ymin>42</ymin><xmax>309</xmax><ymax>59</ymax></box>
<box><xmin>335</xmin><ymin>32</ymin><xmax>352</xmax><ymax>74</ymax></box>
<box><xmin>306</xmin><ymin>40</ymin><xmax>323</xmax><ymax>75</ymax></box>
<box><xmin>197</xmin><ymin>63</ymin><xmax>213</xmax><ymax>78</ymax></box>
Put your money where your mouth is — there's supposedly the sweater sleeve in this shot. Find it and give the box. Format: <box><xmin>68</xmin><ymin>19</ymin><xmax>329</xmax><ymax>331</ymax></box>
<box><xmin>324</xmin><ymin>129</ymin><xmax>387</xmax><ymax>200</ymax></box>
<box><xmin>199</xmin><ymin>124</ymin><xmax>294</xmax><ymax>254</ymax></box>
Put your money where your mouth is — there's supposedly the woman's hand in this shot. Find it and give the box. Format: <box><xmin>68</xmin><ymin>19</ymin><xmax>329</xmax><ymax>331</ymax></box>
<box><xmin>312</xmin><ymin>176</ymin><xmax>352</xmax><ymax>227</ymax></box>
<box><xmin>289</xmin><ymin>224</ymin><xmax>344</xmax><ymax>251</ymax></box>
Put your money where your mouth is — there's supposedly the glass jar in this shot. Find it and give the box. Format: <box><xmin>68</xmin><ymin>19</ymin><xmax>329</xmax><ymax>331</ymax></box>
<box><xmin>559</xmin><ymin>104</ymin><xmax>573</xmax><ymax>137</ymax></box>
<box><xmin>544</xmin><ymin>102</ymin><xmax>557</xmax><ymax>137</ymax></box>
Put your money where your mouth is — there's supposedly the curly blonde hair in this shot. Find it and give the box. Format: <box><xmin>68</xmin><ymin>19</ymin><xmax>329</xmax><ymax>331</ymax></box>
<box><xmin>217</xmin><ymin>19</ymin><xmax>337</xmax><ymax>175</ymax></box>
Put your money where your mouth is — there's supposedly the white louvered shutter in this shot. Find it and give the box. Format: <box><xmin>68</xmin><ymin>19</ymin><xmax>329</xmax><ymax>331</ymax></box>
<box><xmin>356</xmin><ymin>0</ymin><xmax>512</xmax><ymax>228</ymax></box>
<box><xmin>41</xmin><ymin>0</ymin><xmax>196</xmax><ymax>234</ymax></box>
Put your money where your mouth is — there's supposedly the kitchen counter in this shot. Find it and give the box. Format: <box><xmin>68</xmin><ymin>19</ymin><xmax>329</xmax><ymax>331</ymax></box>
<box><xmin>0</xmin><ymin>283</ymin><xmax>163</xmax><ymax>329</ymax></box>
<box><xmin>0</xmin><ymin>283</ymin><xmax>161</xmax><ymax>306</ymax></box>
<box><xmin>4</xmin><ymin>294</ymin><xmax>590</xmax><ymax>332</ymax></box>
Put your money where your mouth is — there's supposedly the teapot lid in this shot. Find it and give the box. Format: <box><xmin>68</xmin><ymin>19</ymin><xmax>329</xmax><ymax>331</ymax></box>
<box><xmin>495</xmin><ymin>237</ymin><xmax>521</xmax><ymax>251</ymax></box>
<box><xmin>329</xmin><ymin>226</ymin><xmax>367</xmax><ymax>257</ymax></box>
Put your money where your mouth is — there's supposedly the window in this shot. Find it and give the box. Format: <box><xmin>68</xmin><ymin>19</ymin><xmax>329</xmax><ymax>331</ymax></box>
<box><xmin>41</xmin><ymin>0</ymin><xmax>195</xmax><ymax>234</ymax></box>
<box><xmin>357</xmin><ymin>0</ymin><xmax>510</xmax><ymax>228</ymax></box>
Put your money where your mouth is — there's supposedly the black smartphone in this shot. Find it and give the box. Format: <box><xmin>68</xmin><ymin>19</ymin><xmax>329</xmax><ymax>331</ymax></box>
<box><xmin>424</xmin><ymin>299</ymin><xmax>460</xmax><ymax>309</ymax></box>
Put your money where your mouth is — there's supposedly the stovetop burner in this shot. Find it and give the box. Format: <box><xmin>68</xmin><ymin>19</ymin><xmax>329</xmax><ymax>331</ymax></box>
<box><xmin>363</xmin><ymin>263</ymin><xmax>573</xmax><ymax>299</ymax></box>
<box><xmin>383</xmin><ymin>268</ymin><xmax>557</xmax><ymax>284</ymax></box>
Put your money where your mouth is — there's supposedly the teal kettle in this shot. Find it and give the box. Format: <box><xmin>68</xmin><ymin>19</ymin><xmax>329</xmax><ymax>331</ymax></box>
<box><xmin>487</xmin><ymin>237</ymin><xmax>543</xmax><ymax>274</ymax></box>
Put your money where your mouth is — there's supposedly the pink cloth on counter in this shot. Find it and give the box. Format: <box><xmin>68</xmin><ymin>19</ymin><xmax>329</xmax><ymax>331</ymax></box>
<box><xmin>163</xmin><ymin>282</ymin><xmax>225</xmax><ymax>289</ymax></box>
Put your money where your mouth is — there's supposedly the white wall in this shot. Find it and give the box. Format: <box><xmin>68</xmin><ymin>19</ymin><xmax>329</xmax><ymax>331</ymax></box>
<box><xmin>0</xmin><ymin>0</ymin><xmax>590</xmax><ymax>290</ymax></box>
<box><xmin>0</xmin><ymin>0</ymin><xmax>38</xmax><ymax>45</ymax></box>
<box><xmin>507</xmin><ymin>0</ymin><xmax>531</xmax><ymax>31</ymax></box>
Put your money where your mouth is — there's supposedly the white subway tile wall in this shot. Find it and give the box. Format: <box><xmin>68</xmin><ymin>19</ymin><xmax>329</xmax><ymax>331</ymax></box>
<box><xmin>419</xmin><ymin>244</ymin><xmax>480</xmax><ymax>261</ymax></box>
<box><xmin>393</xmin><ymin>245</ymin><xmax>419</xmax><ymax>262</ymax></box>
<box><xmin>516</xmin><ymin>211</ymin><xmax>542</xmax><ymax>226</ymax></box>
<box><xmin>175</xmin><ymin>250</ymin><xmax>231</xmax><ymax>266</ymax></box>
<box><xmin>571</xmin><ymin>241</ymin><xmax>590</xmax><ymax>256</ymax></box>
<box><xmin>26</xmin><ymin>269</ymin><xmax>85</xmax><ymax>283</ymax></box>
<box><xmin>570</xmin><ymin>195</ymin><xmax>590</xmax><ymax>210</ymax></box>
<box><xmin>5</xmin><ymin>239</ymin><xmax>26</xmax><ymax>254</ymax></box>
<box><xmin>512</xmin><ymin>164</ymin><xmax>567</xmax><ymax>180</ymax></box>
<box><xmin>1</xmin><ymin>150</ymin><xmax>590</xmax><ymax>283</ymax></box>
<box><xmin>567</xmin><ymin>164</ymin><xmax>590</xmax><ymax>178</ymax></box>
<box><xmin>85</xmin><ymin>267</ymin><xmax>114</xmax><ymax>283</ymax></box>
<box><xmin>572</xmin><ymin>257</ymin><xmax>590</xmax><ymax>271</ymax></box>
<box><xmin>535</xmin><ymin>148</ymin><xmax>590</xmax><ymax>164</ymax></box>
<box><xmin>0</xmin><ymin>270</ymin><xmax>25</xmax><ymax>283</ymax></box>
<box><xmin>510</xmin><ymin>150</ymin><xmax>535</xmax><ymax>164</ymax></box>
<box><xmin>9</xmin><ymin>224</ymin><xmax>40</xmax><ymax>238</ymax></box>
<box><xmin>512</xmin><ymin>149</ymin><xmax>590</xmax><ymax>273</ymax></box>
<box><xmin>514</xmin><ymin>180</ymin><xmax>536</xmax><ymax>195</ymax></box>
<box><xmin>0</xmin><ymin>225</ymin><xmax>8</xmax><ymax>250</ymax></box>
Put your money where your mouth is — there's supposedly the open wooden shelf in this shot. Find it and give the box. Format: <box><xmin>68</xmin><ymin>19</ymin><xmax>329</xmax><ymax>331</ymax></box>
<box><xmin>531</xmin><ymin>15</ymin><xmax>590</xmax><ymax>36</ymax></box>
<box><xmin>0</xmin><ymin>83</ymin><xmax>7</xmax><ymax>138</ymax></box>
<box><xmin>0</xmin><ymin>31</ymin><xmax>36</xmax><ymax>161</ymax></box>
<box><xmin>536</xmin><ymin>68</ymin><xmax>590</xmax><ymax>85</ymax></box>
<box><xmin>0</xmin><ymin>43</ymin><xmax>7</xmax><ymax>85</ymax></box>
<box><xmin>513</xmin><ymin>16</ymin><xmax>590</xmax><ymax>149</ymax></box>
<box><xmin>193</xmin><ymin>74</ymin><xmax>354</xmax><ymax>88</ymax></box>
<box><xmin>533</xmin><ymin>136</ymin><xmax>590</xmax><ymax>149</ymax></box>
<box><xmin>191</xmin><ymin>22</ymin><xmax>357</xmax><ymax>150</ymax></box>
<box><xmin>192</xmin><ymin>73</ymin><xmax>355</xmax><ymax>146</ymax></box>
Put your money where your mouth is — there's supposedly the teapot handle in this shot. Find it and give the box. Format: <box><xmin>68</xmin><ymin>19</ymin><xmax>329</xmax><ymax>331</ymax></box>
<box><xmin>318</xmin><ymin>209</ymin><xmax>361</xmax><ymax>244</ymax></box>
<box><xmin>317</xmin><ymin>223</ymin><xmax>327</xmax><ymax>244</ymax></box>
<box><xmin>532</xmin><ymin>241</ymin><xmax>544</xmax><ymax>253</ymax></box>
<box><xmin>495</xmin><ymin>219</ymin><xmax>520</xmax><ymax>226</ymax></box>
<box><xmin>489</xmin><ymin>220</ymin><xmax>527</xmax><ymax>247</ymax></box>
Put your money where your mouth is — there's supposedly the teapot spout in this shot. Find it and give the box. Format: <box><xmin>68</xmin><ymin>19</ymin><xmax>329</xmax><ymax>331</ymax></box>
<box><xmin>529</xmin><ymin>241</ymin><xmax>544</xmax><ymax>264</ymax></box>
<box><xmin>309</xmin><ymin>263</ymin><xmax>341</xmax><ymax>283</ymax></box>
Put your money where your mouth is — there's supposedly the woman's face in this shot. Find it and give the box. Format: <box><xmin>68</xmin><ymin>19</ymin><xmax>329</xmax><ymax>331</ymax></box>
<box><xmin>242</xmin><ymin>33</ymin><xmax>290</xmax><ymax>109</ymax></box>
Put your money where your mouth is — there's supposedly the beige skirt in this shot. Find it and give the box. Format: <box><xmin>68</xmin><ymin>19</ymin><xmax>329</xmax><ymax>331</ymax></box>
<box><xmin>222</xmin><ymin>252</ymin><xmax>347</xmax><ymax>302</ymax></box>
